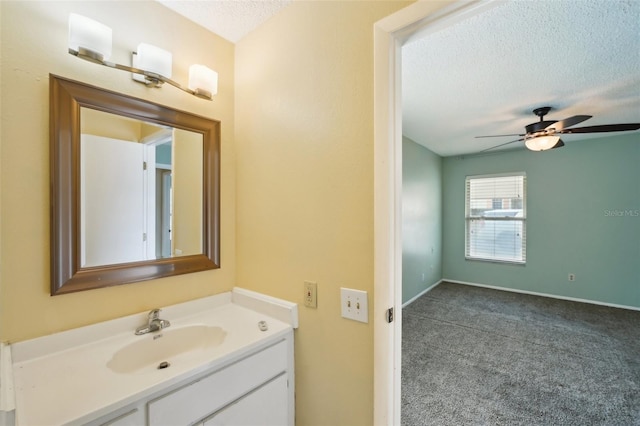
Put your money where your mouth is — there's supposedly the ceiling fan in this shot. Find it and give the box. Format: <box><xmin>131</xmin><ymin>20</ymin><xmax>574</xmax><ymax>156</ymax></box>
<box><xmin>476</xmin><ymin>106</ymin><xmax>640</xmax><ymax>152</ymax></box>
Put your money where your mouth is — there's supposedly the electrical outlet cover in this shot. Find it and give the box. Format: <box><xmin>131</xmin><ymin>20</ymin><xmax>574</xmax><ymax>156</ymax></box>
<box><xmin>340</xmin><ymin>288</ymin><xmax>368</xmax><ymax>323</ymax></box>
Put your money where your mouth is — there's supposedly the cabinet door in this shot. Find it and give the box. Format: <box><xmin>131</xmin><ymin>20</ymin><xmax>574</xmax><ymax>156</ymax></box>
<box><xmin>203</xmin><ymin>374</ymin><xmax>288</xmax><ymax>426</ymax></box>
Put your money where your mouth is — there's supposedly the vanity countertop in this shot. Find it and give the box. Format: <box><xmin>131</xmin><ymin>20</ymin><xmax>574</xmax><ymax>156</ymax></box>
<box><xmin>8</xmin><ymin>288</ymin><xmax>298</xmax><ymax>426</ymax></box>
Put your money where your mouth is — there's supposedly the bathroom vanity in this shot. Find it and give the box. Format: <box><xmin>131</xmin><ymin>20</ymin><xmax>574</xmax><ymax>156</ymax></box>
<box><xmin>1</xmin><ymin>288</ymin><xmax>298</xmax><ymax>425</ymax></box>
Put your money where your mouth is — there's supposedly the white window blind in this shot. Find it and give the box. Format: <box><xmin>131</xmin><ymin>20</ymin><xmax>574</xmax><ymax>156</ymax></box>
<box><xmin>465</xmin><ymin>173</ymin><xmax>526</xmax><ymax>263</ymax></box>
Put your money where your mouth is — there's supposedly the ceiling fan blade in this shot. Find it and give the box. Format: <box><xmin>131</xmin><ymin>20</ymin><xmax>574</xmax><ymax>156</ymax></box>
<box><xmin>559</xmin><ymin>123</ymin><xmax>640</xmax><ymax>134</ymax></box>
<box><xmin>480</xmin><ymin>138</ymin><xmax>524</xmax><ymax>152</ymax></box>
<box><xmin>475</xmin><ymin>133</ymin><xmax>525</xmax><ymax>138</ymax></box>
<box><xmin>550</xmin><ymin>139</ymin><xmax>565</xmax><ymax>149</ymax></box>
<box><xmin>545</xmin><ymin>115</ymin><xmax>591</xmax><ymax>132</ymax></box>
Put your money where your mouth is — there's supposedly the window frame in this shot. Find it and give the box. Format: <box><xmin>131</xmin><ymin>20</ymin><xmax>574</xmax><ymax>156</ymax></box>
<box><xmin>465</xmin><ymin>172</ymin><xmax>527</xmax><ymax>264</ymax></box>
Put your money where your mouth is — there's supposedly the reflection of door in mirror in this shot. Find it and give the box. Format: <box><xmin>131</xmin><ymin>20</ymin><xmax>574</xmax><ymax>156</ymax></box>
<box><xmin>81</xmin><ymin>134</ymin><xmax>149</xmax><ymax>266</ymax></box>
<box><xmin>80</xmin><ymin>108</ymin><xmax>204</xmax><ymax>267</ymax></box>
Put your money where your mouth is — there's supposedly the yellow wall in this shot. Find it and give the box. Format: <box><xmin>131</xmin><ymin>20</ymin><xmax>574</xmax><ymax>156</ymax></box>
<box><xmin>173</xmin><ymin>128</ymin><xmax>203</xmax><ymax>256</ymax></box>
<box><xmin>0</xmin><ymin>1</ymin><xmax>236</xmax><ymax>342</ymax></box>
<box><xmin>235</xmin><ymin>1</ymin><xmax>411</xmax><ymax>424</ymax></box>
<box><xmin>81</xmin><ymin>108</ymin><xmax>143</xmax><ymax>142</ymax></box>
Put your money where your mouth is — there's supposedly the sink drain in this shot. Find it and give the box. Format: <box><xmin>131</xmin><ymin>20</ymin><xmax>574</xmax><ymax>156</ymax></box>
<box><xmin>157</xmin><ymin>361</ymin><xmax>170</xmax><ymax>370</ymax></box>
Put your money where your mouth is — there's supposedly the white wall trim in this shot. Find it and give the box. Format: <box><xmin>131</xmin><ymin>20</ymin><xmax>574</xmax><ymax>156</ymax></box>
<box><xmin>444</xmin><ymin>279</ymin><xmax>640</xmax><ymax>312</ymax></box>
<box><xmin>402</xmin><ymin>280</ymin><xmax>443</xmax><ymax>308</ymax></box>
<box><xmin>0</xmin><ymin>343</ymin><xmax>16</xmax><ymax>426</ymax></box>
<box><xmin>373</xmin><ymin>12</ymin><xmax>403</xmax><ymax>426</ymax></box>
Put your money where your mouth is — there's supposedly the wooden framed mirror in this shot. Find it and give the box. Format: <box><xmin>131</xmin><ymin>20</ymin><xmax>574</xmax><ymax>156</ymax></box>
<box><xmin>50</xmin><ymin>74</ymin><xmax>220</xmax><ymax>295</ymax></box>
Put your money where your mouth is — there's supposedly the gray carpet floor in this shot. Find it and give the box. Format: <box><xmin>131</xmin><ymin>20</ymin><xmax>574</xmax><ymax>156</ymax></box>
<box><xmin>402</xmin><ymin>282</ymin><xmax>640</xmax><ymax>425</ymax></box>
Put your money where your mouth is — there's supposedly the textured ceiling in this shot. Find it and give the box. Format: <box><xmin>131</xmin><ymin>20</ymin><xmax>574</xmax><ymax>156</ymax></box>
<box><xmin>157</xmin><ymin>0</ymin><xmax>292</xmax><ymax>43</ymax></box>
<box><xmin>402</xmin><ymin>0</ymin><xmax>640</xmax><ymax>157</ymax></box>
<box><xmin>159</xmin><ymin>1</ymin><xmax>639</xmax><ymax>157</ymax></box>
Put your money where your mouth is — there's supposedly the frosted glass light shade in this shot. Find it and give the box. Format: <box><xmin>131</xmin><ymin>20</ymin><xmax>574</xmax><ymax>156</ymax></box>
<box><xmin>136</xmin><ymin>43</ymin><xmax>172</xmax><ymax>78</ymax></box>
<box><xmin>189</xmin><ymin>65</ymin><xmax>218</xmax><ymax>98</ymax></box>
<box><xmin>525</xmin><ymin>135</ymin><xmax>560</xmax><ymax>151</ymax></box>
<box><xmin>68</xmin><ymin>13</ymin><xmax>112</xmax><ymax>61</ymax></box>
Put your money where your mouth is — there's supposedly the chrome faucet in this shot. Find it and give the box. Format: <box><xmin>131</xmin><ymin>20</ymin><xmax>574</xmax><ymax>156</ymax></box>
<box><xmin>135</xmin><ymin>309</ymin><xmax>171</xmax><ymax>335</ymax></box>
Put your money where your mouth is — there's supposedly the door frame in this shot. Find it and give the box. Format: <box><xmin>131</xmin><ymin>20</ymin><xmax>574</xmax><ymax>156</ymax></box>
<box><xmin>372</xmin><ymin>1</ymin><xmax>503</xmax><ymax>424</ymax></box>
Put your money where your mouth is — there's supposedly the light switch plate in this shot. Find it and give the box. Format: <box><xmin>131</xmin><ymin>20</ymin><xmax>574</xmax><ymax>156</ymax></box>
<box><xmin>340</xmin><ymin>288</ymin><xmax>368</xmax><ymax>323</ymax></box>
<box><xmin>304</xmin><ymin>281</ymin><xmax>317</xmax><ymax>308</ymax></box>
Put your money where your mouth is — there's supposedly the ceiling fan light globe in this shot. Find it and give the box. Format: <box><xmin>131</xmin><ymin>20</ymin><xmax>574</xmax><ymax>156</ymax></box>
<box><xmin>525</xmin><ymin>135</ymin><xmax>560</xmax><ymax>151</ymax></box>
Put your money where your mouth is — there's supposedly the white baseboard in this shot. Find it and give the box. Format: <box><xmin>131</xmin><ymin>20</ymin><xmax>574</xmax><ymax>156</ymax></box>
<box><xmin>443</xmin><ymin>279</ymin><xmax>640</xmax><ymax>312</ymax></box>
<box><xmin>402</xmin><ymin>280</ymin><xmax>443</xmax><ymax>308</ymax></box>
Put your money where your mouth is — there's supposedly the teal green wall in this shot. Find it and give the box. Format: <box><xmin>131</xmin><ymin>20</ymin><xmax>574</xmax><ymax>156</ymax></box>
<box><xmin>442</xmin><ymin>133</ymin><xmax>640</xmax><ymax>308</ymax></box>
<box><xmin>156</xmin><ymin>143</ymin><xmax>172</xmax><ymax>165</ymax></box>
<box><xmin>402</xmin><ymin>137</ymin><xmax>443</xmax><ymax>303</ymax></box>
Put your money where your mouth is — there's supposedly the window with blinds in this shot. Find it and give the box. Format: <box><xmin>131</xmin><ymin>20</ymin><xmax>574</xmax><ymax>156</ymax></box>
<box><xmin>465</xmin><ymin>173</ymin><xmax>526</xmax><ymax>263</ymax></box>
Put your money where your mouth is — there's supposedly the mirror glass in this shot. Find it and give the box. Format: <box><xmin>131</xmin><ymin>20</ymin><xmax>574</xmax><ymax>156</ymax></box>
<box><xmin>80</xmin><ymin>108</ymin><xmax>203</xmax><ymax>267</ymax></box>
<box><xmin>50</xmin><ymin>75</ymin><xmax>220</xmax><ymax>295</ymax></box>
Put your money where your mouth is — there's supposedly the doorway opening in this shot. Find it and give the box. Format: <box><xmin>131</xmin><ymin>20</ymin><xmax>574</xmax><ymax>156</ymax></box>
<box><xmin>373</xmin><ymin>1</ymin><xmax>502</xmax><ymax>424</ymax></box>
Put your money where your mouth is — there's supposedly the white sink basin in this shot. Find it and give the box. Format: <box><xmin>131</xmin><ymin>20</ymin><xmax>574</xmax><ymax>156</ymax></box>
<box><xmin>107</xmin><ymin>325</ymin><xmax>227</xmax><ymax>374</ymax></box>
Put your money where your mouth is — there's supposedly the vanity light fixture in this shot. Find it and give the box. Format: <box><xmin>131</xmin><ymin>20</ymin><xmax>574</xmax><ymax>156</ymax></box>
<box><xmin>68</xmin><ymin>13</ymin><xmax>218</xmax><ymax>100</ymax></box>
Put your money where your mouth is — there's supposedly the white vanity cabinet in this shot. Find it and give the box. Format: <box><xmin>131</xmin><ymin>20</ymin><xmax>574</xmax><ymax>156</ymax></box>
<box><xmin>200</xmin><ymin>374</ymin><xmax>289</xmax><ymax>426</ymax></box>
<box><xmin>91</xmin><ymin>335</ymin><xmax>294</xmax><ymax>426</ymax></box>
<box><xmin>6</xmin><ymin>289</ymin><xmax>298</xmax><ymax>426</ymax></box>
<box><xmin>147</xmin><ymin>338</ymin><xmax>292</xmax><ymax>426</ymax></box>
